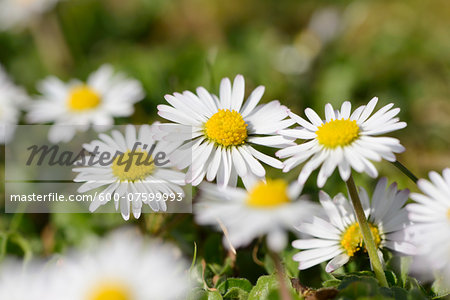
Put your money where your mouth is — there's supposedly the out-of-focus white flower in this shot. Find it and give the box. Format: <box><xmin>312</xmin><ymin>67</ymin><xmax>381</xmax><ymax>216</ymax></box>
<box><xmin>0</xmin><ymin>0</ymin><xmax>60</xmax><ymax>31</ymax></box>
<box><xmin>195</xmin><ymin>179</ymin><xmax>320</xmax><ymax>252</ymax></box>
<box><xmin>0</xmin><ymin>259</ymin><xmax>56</xmax><ymax>300</ymax></box>
<box><xmin>277</xmin><ymin>97</ymin><xmax>406</xmax><ymax>187</ymax></box>
<box><xmin>73</xmin><ymin>124</ymin><xmax>185</xmax><ymax>220</ymax></box>
<box><xmin>157</xmin><ymin>75</ymin><xmax>294</xmax><ymax>188</ymax></box>
<box><xmin>58</xmin><ymin>230</ymin><xmax>190</xmax><ymax>300</ymax></box>
<box><xmin>407</xmin><ymin>168</ymin><xmax>450</xmax><ymax>285</ymax></box>
<box><xmin>0</xmin><ymin>65</ymin><xmax>29</xmax><ymax>144</ymax></box>
<box><xmin>308</xmin><ymin>7</ymin><xmax>342</xmax><ymax>43</ymax></box>
<box><xmin>293</xmin><ymin>178</ymin><xmax>415</xmax><ymax>272</ymax></box>
<box><xmin>27</xmin><ymin>64</ymin><xmax>144</xmax><ymax>143</ymax></box>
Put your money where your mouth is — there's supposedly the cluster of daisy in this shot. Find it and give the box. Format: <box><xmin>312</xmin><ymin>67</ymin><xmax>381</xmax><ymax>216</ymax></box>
<box><xmin>0</xmin><ymin>230</ymin><xmax>190</xmax><ymax>300</ymax></box>
<box><xmin>71</xmin><ymin>74</ymin><xmax>448</xmax><ymax>287</ymax></box>
<box><xmin>153</xmin><ymin>75</ymin><xmax>448</xmax><ymax>286</ymax></box>
<box><xmin>1</xmin><ymin>66</ymin><xmax>449</xmax><ymax>290</ymax></box>
<box><xmin>1</xmin><ymin>0</ymin><xmax>447</xmax><ymax>294</ymax></box>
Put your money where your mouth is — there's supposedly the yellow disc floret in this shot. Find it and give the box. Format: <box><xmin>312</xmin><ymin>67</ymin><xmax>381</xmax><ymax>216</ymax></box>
<box><xmin>340</xmin><ymin>222</ymin><xmax>381</xmax><ymax>257</ymax></box>
<box><xmin>316</xmin><ymin>119</ymin><xmax>360</xmax><ymax>148</ymax></box>
<box><xmin>89</xmin><ymin>282</ymin><xmax>132</xmax><ymax>300</ymax></box>
<box><xmin>68</xmin><ymin>85</ymin><xmax>101</xmax><ymax>111</ymax></box>
<box><xmin>246</xmin><ymin>179</ymin><xmax>291</xmax><ymax>208</ymax></box>
<box><xmin>204</xmin><ymin>109</ymin><xmax>248</xmax><ymax>147</ymax></box>
<box><xmin>111</xmin><ymin>150</ymin><xmax>154</xmax><ymax>182</ymax></box>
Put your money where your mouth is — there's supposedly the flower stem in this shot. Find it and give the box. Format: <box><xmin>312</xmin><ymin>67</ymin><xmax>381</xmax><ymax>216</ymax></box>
<box><xmin>29</xmin><ymin>13</ymin><xmax>73</xmax><ymax>75</ymax></box>
<box><xmin>391</xmin><ymin>160</ymin><xmax>418</xmax><ymax>184</ymax></box>
<box><xmin>269</xmin><ymin>251</ymin><xmax>292</xmax><ymax>300</ymax></box>
<box><xmin>345</xmin><ymin>174</ymin><xmax>388</xmax><ymax>287</ymax></box>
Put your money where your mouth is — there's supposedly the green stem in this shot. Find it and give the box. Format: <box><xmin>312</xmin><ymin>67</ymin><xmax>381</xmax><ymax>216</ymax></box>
<box><xmin>269</xmin><ymin>251</ymin><xmax>292</xmax><ymax>300</ymax></box>
<box><xmin>29</xmin><ymin>13</ymin><xmax>73</xmax><ymax>75</ymax></box>
<box><xmin>346</xmin><ymin>174</ymin><xmax>388</xmax><ymax>287</ymax></box>
<box><xmin>392</xmin><ymin>161</ymin><xmax>418</xmax><ymax>184</ymax></box>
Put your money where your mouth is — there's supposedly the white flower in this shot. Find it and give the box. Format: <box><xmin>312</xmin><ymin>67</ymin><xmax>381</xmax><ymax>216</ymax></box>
<box><xmin>277</xmin><ymin>97</ymin><xmax>406</xmax><ymax>187</ymax></box>
<box><xmin>195</xmin><ymin>179</ymin><xmax>320</xmax><ymax>252</ymax></box>
<box><xmin>27</xmin><ymin>64</ymin><xmax>144</xmax><ymax>143</ymax></box>
<box><xmin>0</xmin><ymin>259</ymin><xmax>56</xmax><ymax>300</ymax></box>
<box><xmin>0</xmin><ymin>0</ymin><xmax>60</xmax><ymax>31</ymax></box>
<box><xmin>0</xmin><ymin>65</ymin><xmax>29</xmax><ymax>144</ymax></box>
<box><xmin>157</xmin><ymin>75</ymin><xmax>294</xmax><ymax>188</ymax></box>
<box><xmin>57</xmin><ymin>230</ymin><xmax>190</xmax><ymax>300</ymax></box>
<box><xmin>72</xmin><ymin>124</ymin><xmax>185</xmax><ymax>220</ymax></box>
<box><xmin>293</xmin><ymin>178</ymin><xmax>415</xmax><ymax>272</ymax></box>
<box><xmin>407</xmin><ymin>168</ymin><xmax>450</xmax><ymax>283</ymax></box>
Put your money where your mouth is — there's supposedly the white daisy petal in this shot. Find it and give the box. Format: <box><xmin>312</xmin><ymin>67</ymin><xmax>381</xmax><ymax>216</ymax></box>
<box><xmin>325</xmin><ymin>103</ymin><xmax>336</xmax><ymax>122</ymax></box>
<box><xmin>278</xmin><ymin>97</ymin><xmax>406</xmax><ymax>187</ymax></box>
<box><xmin>27</xmin><ymin>65</ymin><xmax>143</xmax><ymax>143</ymax></box>
<box><xmin>195</xmin><ymin>179</ymin><xmax>320</xmax><ymax>254</ymax></box>
<box><xmin>293</xmin><ymin>177</ymin><xmax>413</xmax><ymax>272</ymax></box>
<box><xmin>220</xmin><ymin>77</ymin><xmax>232</xmax><ymax>109</ymax></box>
<box><xmin>305</xmin><ymin>108</ymin><xmax>324</xmax><ymax>126</ymax></box>
<box><xmin>326</xmin><ymin>253</ymin><xmax>350</xmax><ymax>272</ymax></box>
<box><xmin>73</xmin><ymin>124</ymin><xmax>186</xmax><ymax>219</ymax></box>
<box><xmin>240</xmin><ymin>86</ymin><xmax>265</xmax><ymax>117</ymax></box>
<box><xmin>406</xmin><ymin>168</ymin><xmax>450</xmax><ymax>279</ymax></box>
<box><xmin>158</xmin><ymin>75</ymin><xmax>290</xmax><ymax>187</ymax></box>
<box><xmin>357</xmin><ymin>97</ymin><xmax>378</xmax><ymax>123</ymax></box>
<box><xmin>230</xmin><ymin>74</ymin><xmax>245</xmax><ymax>112</ymax></box>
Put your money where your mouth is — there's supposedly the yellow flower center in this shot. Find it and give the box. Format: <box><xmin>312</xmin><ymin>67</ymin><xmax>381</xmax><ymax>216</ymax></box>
<box><xmin>204</xmin><ymin>109</ymin><xmax>248</xmax><ymax>147</ymax></box>
<box><xmin>316</xmin><ymin>119</ymin><xmax>360</xmax><ymax>148</ymax></box>
<box><xmin>246</xmin><ymin>179</ymin><xmax>291</xmax><ymax>208</ymax></box>
<box><xmin>447</xmin><ymin>208</ymin><xmax>450</xmax><ymax>220</ymax></box>
<box><xmin>340</xmin><ymin>223</ymin><xmax>381</xmax><ymax>257</ymax></box>
<box><xmin>88</xmin><ymin>282</ymin><xmax>132</xmax><ymax>300</ymax></box>
<box><xmin>68</xmin><ymin>85</ymin><xmax>101</xmax><ymax>111</ymax></box>
<box><xmin>111</xmin><ymin>150</ymin><xmax>154</xmax><ymax>182</ymax></box>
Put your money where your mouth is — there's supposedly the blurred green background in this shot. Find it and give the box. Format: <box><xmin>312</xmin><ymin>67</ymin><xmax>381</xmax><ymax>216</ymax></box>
<box><xmin>0</xmin><ymin>0</ymin><xmax>449</xmax><ymax>286</ymax></box>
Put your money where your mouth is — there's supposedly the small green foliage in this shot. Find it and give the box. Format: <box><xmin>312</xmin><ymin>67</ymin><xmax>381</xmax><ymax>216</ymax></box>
<box><xmin>217</xmin><ymin>278</ymin><xmax>253</xmax><ymax>299</ymax></box>
<box><xmin>248</xmin><ymin>275</ymin><xmax>280</xmax><ymax>300</ymax></box>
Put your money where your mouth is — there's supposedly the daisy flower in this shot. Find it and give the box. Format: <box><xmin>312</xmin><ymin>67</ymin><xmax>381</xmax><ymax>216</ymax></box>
<box><xmin>27</xmin><ymin>64</ymin><xmax>144</xmax><ymax>143</ymax></box>
<box><xmin>0</xmin><ymin>259</ymin><xmax>56</xmax><ymax>300</ymax></box>
<box><xmin>0</xmin><ymin>0</ymin><xmax>60</xmax><ymax>31</ymax></box>
<box><xmin>0</xmin><ymin>65</ymin><xmax>29</xmax><ymax>144</ymax></box>
<box><xmin>58</xmin><ymin>230</ymin><xmax>190</xmax><ymax>300</ymax></box>
<box><xmin>292</xmin><ymin>178</ymin><xmax>415</xmax><ymax>272</ymax></box>
<box><xmin>195</xmin><ymin>179</ymin><xmax>320</xmax><ymax>252</ymax></box>
<box><xmin>277</xmin><ymin>97</ymin><xmax>406</xmax><ymax>187</ymax></box>
<box><xmin>73</xmin><ymin>124</ymin><xmax>185</xmax><ymax>220</ymax></box>
<box><xmin>157</xmin><ymin>75</ymin><xmax>294</xmax><ymax>188</ymax></box>
<box><xmin>406</xmin><ymin>168</ymin><xmax>450</xmax><ymax>282</ymax></box>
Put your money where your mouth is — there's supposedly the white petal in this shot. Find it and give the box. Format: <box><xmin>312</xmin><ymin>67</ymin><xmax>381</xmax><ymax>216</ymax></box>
<box><xmin>219</xmin><ymin>77</ymin><xmax>232</xmax><ymax>109</ymax></box>
<box><xmin>230</xmin><ymin>75</ymin><xmax>245</xmax><ymax>112</ymax></box>
<box><xmin>325</xmin><ymin>253</ymin><xmax>350</xmax><ymax>272</ymax></box>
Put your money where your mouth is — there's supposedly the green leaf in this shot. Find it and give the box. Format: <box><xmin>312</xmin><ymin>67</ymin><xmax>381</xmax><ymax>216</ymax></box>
<box><xmin>205</xmin><ymin>291</ymin><xmax>224</xmax><ymax>300</ymax></box>
<box><xmin>223</xmin><ymin>287</ymin><xmax>250</xmax><ymax>300</ymax></box>
<box><xmin>248</xmin><ymin>275</ymin><xmax>279</xmax><ymax>300</ymax></box>
<box><xmin>388</xmin><ymin>287</ymin><xmax>408</xmax><ymax>300</ymax></box>
<box><xmin>323</xmin><ymin>279</ymin><xmax>342</xmax><ymax>287</ymax></box>
<box><xmin>431</xmin><ymin>274</ymin><xmax>450</xmax><ymax>298</ymax></box>
<box><xmin>384</xmin><ymin>270</ymin><xmax>398</xmax><ymax>287</ymax></box>
<box><xmin>217</xmin><ymin>278</ymin><xmax>253</xmax><ymax>294</ymax></box>
<box><xmin>400</xmin><ymin>256</ymin><xmax>412</xmax><ymax>288</ymax></box>
<box><xmin>190</xmin><ymin>289</ymin><xmax>224</xmax><ymax>300</ymax></box>
<box><xmin>337</xmin><ymin>275</ymin><xmax>391</xmax><ymax>299</ymax></box>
